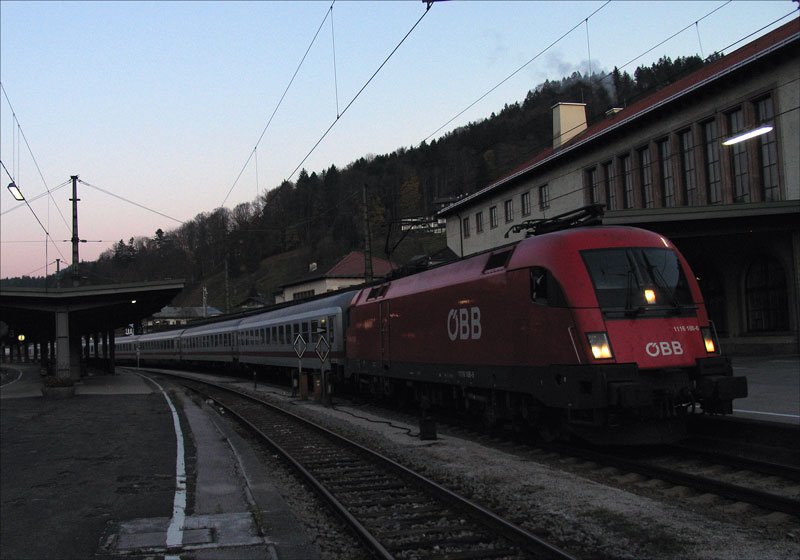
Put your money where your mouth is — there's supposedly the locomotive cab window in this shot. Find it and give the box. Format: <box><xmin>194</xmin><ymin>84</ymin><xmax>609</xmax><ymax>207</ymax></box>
<box><xmin>582</xmin><ymin>248</ymin><xmax>695</xmax><ymax>317</ymax></box>
<box><xmin>530</xmin><ymin>267</ymin><xmax>567</xmax><ymax>307</ymax></box>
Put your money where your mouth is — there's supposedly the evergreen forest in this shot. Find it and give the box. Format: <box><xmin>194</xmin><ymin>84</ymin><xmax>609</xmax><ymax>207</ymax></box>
<box><xmin>2</xmin><ymin>54</ymin><xmax>713</xmax><ymax>309</ymax></box>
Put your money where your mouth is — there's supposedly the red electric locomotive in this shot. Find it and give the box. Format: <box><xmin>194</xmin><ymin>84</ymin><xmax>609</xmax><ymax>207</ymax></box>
<box><xmin>345</xmin><ymin>211</ymin><xmax>746</xmax><ymax>444</ymax></box>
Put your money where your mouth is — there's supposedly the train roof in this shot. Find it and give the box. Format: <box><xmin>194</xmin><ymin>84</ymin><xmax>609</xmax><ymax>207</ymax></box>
<box><xmin>237</xmin><ymin>289</ymin><xmax>359</xmax><ymax>326</ymax></box>
<box><xmin>352</xmin><ymin>225</ymin><xmax>679</xmax><ymax>304</ymax></box>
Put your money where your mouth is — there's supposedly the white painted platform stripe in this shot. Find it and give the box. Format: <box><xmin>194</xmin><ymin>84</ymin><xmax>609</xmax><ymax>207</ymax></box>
<box><xmin>135</xmin><ymin>373</ymin><xmax>187</xmax><ymax>554</ymax></box>
<box><xmin>734</xmin><ymin>409</ymin><xmax>800</xmax><ymax>419</ymax></box>
<box><xmin>1</xmin><ymin>368</ymin><xmax>23</xmax><ymax>387</ymax></box>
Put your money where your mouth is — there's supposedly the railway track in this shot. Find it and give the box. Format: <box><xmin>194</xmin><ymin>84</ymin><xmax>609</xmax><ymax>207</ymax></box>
<box><xmin>543</xmin><ymin>442</ymin><xmax>800</xmax><ymax>518</ymax></box>
<box><xmin>361</xmin><ymin>401</ymin><xmax>800</xmax><ymax>519</ymax></box>
<box><xmin>162</xmin><ymin>373</ymin><xmax>575</xmax><ymax>560</ymax></box>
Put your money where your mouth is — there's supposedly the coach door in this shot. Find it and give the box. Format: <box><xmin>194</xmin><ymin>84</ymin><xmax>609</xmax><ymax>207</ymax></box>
<box><xmin>380</xmin><ymin>300</ymin><xmax>390</xmax><ymax>368</ymax></box>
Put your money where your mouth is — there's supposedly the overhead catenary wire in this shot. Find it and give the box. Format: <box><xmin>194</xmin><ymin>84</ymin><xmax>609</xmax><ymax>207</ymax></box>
<box><xmin>422</xmin><ymin>1</ymin><xmax>611</xmax><ymax>144</ymax></box>
<box><xmin>78</xmin><ymin>179</ymin><xmax>185</xmax><ymax>225</ymax></box>
<box><xmin>285</xmin><ymin>1</ymin><xmax>434</xmax><ymax>183</ymax></box>
<box><xmin>0</xmin><ymin>179</ymin><xmax>70</xmax><ymax>216</ymax></box>
<box><xmin>220</xmin><ymin>1</ymin><xmax>337</xmax><ymax>209</ymax></box>
<box><xmin>0</xmin><ymin>82</ymin><xmax>72</xmax><ymax>233</ymax></box>
<box><xmin>0</xmin><ymin>159</ymin><xmax>67</xmax><ymax>263</ymax></box>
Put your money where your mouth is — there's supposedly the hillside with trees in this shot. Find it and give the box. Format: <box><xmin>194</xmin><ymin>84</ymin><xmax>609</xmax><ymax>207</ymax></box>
<box><xmin>3</xmin><ymin>55</ymin><xmax>709</xmax><ymax>308</ymax></box>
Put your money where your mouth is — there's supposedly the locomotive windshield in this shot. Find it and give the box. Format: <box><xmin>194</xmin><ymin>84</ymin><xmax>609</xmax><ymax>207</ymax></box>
<box><xmin>581</xmin><ymin>248</ymin><xmax>695</xmax><ymax>317</ymax></box>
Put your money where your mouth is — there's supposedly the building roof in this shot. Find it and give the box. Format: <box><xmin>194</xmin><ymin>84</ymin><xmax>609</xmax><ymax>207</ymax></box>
<box><xmin>153</xmin><ymin>306</ymin><xmax>222</xmax><ymax>319</ymax></box>
<box><xmin>439</xmin><ymin>19</ymin><xmax>799</xmax><ymax>216</ymax></box>
<box><xmin>325</xmin><ymin>251</ymin><xmax>395</xmax><ymax>278</ymax></box>
<box><xmin>279</xmin><ymin>251</ymin><xmax>396</xmax><ymax>289</ymax></box>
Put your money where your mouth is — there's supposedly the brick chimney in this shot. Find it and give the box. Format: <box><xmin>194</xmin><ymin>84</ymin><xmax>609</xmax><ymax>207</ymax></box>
<box><xmin>552</xmin><ymin>102</ymin><xmax>587</xmax><ymax>149</ymax></box>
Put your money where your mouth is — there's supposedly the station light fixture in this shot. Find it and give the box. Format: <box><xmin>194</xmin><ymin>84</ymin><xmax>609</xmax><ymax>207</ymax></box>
<box><xmin>721</xmin><ymin>125</ymin><xmax>773</xmax><ymax>146</ymax></box>
<box><xmin>7</xmin><ymin>181</ymin><xmax>24</xmax><ymax>201</ymax></box>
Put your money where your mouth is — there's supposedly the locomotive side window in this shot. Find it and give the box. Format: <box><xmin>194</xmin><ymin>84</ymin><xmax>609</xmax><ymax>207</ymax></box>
<box><xmin>530</xmin><ymin>267</ymin><xmax>567</xmax><ymax>307</ymax></box>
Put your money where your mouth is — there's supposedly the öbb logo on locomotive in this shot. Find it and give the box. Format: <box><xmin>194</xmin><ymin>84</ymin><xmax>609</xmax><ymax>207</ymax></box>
<box><xmin>645</xmin><ymin>341</ymin><xmax>685</xmax><ymax>357</ymax></box>
<box><xmin>447</xmin><ymin>306</ymin><xmax>482</xmax><ymax>341</ymax></box>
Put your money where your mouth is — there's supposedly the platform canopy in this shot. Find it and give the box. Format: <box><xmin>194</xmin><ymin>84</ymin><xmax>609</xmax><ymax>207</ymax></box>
<box><xmin>0</xmin><ymin>280</ymin><xmax>185</xmax><ymax>342</ymax></box>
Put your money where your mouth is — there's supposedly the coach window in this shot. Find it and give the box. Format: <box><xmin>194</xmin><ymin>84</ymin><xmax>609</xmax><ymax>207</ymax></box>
<box><xmin>302</xmin><ymin>322</ymin><xmax>310</xmax><ymax>344</ymax></box>
<box><xmin>328</xmin><ymin>316</ymin><xmax>336</xmax><ymax>344</ymax></box>
<box><xmin>310</xmin><ymin>320</ymin><xmax>319</xmax><ymax>344</ymax></box>
<box><xmin>292</xmin><ymin>323</ymin><xmax>300</xmax><ymax>344</ymax></box>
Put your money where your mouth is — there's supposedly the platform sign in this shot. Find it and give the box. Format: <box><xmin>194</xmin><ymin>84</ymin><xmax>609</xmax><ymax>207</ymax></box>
<box><xmin>293</xmin><ymin>334</ymin><xmax>307</xmax><ymax>358</ymax></box>
<box><xmin>315</xmin><ymin>336</ymin><xmax>330</xmax><ymax>363</ymax></box>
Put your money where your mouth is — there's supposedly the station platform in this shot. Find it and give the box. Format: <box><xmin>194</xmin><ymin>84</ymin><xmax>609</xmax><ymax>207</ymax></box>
<box><xmin>0</xmin><ymin>364</ymin><xmax>319</xmax><ymax>560</ymax></box>
<box><xmin>731</xmin><ymin>355</ymin><xmax>799</xmax><ymax>425</ymax></box>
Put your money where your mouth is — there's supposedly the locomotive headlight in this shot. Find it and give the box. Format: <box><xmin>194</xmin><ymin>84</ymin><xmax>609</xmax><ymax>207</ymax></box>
<box><xmin>644</xmin><ymin>289</ymin><xmax>656</xmax><ymax>304</ymax></box>
<box><xmin>587</xmin><ymin>332</ymin><xmax>613</xmax><ymax>360</ymax></box>
<box><xmin>701</xmin><ymin>326</ymin><xmax>719</xmax><ymax>354</ymax></box>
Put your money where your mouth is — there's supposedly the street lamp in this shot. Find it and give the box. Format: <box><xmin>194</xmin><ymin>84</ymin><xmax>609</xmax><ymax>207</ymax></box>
<box><xmin>7</xmin><ymin>181</ymin><xmax>24</xmax><ymax>201</ymax></box>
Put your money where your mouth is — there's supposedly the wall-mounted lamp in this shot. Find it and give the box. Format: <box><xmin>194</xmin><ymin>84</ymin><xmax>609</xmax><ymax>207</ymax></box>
<box><xmin>7</xmin><ymin>181</ymin><xmax>24</xmax><ymax>201</ymax></box>
<box><xmin>722</xmin><ymin>125</ymin><xmax>773</xmax><ymax>146</ymax></box>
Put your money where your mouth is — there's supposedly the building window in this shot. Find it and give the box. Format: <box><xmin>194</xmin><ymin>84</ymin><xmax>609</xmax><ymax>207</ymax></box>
<box><xmin>539</xmin><ymin>184</ymin><xmax>550</xmax><ymax>210</ymax></box>
<box><xmin>504</xmin><ymin>199</ymin><xmax>514</xmax><ymax>223</ymax></box>
<box><xmin>755</xmin><ymin>96</ymin><xmax>779</xmax><ymax>202</ymax></box>
<box><xmin>603</xmin><ymin>161</ymin><xmax>616</xmax><ymax>210</ymax></box>
<box><xmin>702</xmin><ymin>119</ymin><xmax>722</xmax><ymax>204</ymax></box>
<box><xmin>521</xmin><ymin>191</ymin><xmax>531</xmax><ymax>217</ymax></box>
<box><xmin>746</xmin><ymin>256</ymin><xmax>788</xmax><ymax>332</ymax></box>
<box><xmin>657</xmin><ymin>139</ymin><xmax>675</xmax><ymax>207</ymax></box>
<box><xmin>728</xmin><ymin>108</ymin><xmax>750</xmax><ymax>203</ymax></box>
<box><xmin>621</xmin><ymin>154</ymin><xmax>634</xmax><ymax>208</ymax></box>
<box><xmin>475</xmin><ymin>211</ymin><xmax>484</xmax><ymax>233</ymax></box>
<box><xmin>679</xmin><ymin>129</ymin><xmax>698</xmax><ymax>206</ymax></box>
<box><xmin>587</xmin><ymin>167</ymin><xmax>600</xmax><ymax>205</ymax></box>
<box><xmin>462</xmin><ymin>216</ymin><xmax>470</xmax><ymax>238</ymax></box>
<box><xmin>489</xmin><ymin>205</ymin><xmax>498</xmax><ymax>229</ymax></box>
<box><xmin>639</xmin><ymin>146</ymin><xmax>653</xmax><ymax>208</ymax></box>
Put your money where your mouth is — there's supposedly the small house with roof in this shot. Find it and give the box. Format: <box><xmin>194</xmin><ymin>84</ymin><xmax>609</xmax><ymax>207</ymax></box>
<box><xmin>274</xmin><ymin>252</ymin><xmax>396</xmax><ymax>303</ymax></box>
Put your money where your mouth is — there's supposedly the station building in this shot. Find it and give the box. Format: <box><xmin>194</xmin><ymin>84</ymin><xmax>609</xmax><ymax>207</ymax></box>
<box><xmin>438</xmin><ymin>20</ymin><xmax>799</xmax><ymax>355</ymax></box>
